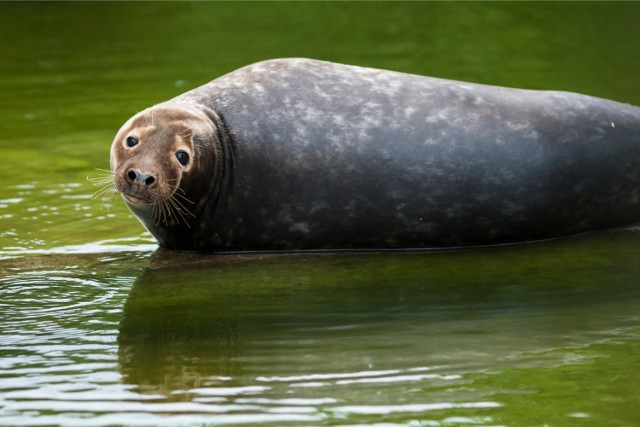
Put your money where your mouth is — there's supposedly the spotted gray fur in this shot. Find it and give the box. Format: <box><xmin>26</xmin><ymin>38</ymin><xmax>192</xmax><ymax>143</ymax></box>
<box><xmin>136</xmin><ymin>58</ymin><xmax>640</xmax><ymax>251</ymax></box>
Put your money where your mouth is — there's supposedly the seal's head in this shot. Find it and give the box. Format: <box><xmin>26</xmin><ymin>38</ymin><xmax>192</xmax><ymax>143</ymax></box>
<box><xmin>110</xmin><ymin>103</ymin><xmax>219</xmax><ymax>228</ymax></box>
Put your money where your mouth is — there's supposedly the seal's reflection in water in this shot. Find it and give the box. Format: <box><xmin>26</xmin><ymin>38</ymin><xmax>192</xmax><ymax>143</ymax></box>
<box><xmin>118</xmin><ymin>230</ymin><xmax>640</xmax><ymax>400</ymax></box>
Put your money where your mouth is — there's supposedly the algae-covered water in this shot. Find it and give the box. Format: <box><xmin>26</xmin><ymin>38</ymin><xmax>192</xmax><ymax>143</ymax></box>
<box><xmin>1</xmin><ymin>2</ymin><xmax>640</xmax><ymax>426</ymax></box>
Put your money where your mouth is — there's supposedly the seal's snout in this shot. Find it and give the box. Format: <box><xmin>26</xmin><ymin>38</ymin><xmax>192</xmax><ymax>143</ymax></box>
<box><xmin>125</xmin><ymin>168</ymin><xmax>157</xmax><ymax>187</ymax></box>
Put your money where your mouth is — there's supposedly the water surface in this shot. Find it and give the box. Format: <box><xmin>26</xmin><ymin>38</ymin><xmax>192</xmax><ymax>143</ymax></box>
<box><xmin>1</xmin><ymin>2</ymin><xmax>640</xmax><ymax>426</ymax></box>
<box><xmin>2</xmin><ymin>232</ymin><xmax>640</xmax><ymax>425</ymax></box>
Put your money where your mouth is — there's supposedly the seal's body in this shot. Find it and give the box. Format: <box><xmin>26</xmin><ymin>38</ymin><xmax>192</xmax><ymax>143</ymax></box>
<box><xmin>110</xmin><ymin>58</ymin><xmax>640</xmax><ymax>252</ymax></box>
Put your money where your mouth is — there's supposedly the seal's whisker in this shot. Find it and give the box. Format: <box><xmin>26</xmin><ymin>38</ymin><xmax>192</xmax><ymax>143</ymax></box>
<box><xmin>153</xmin><ymin>200</ymin><xmax>169</xmax><ymax>226</ymax></box>
<box><xmin>166</xmin><ymin>192</ymin><xmax>193</xmax><ymax>225</ymax></box>
<box><xmin>161</xmin><ymin>201</ymin><xmax>171</xmax><ymax>225</ymax></box>
<box><xmin>152</xmin><ymin>205</ymin><xmax>161</xmax><ymax>225</ymax></box>
<box><xmin>179</xmin><ymin>129</ymin><xmax>193</xmax><ymax>139</ymax></box>
<box><xmin>90</xmin><ymin>180</ymin><xmax>119</xmax><ymax>211</ymax></box>
<box><xmin>170</xmin><ymin>188</ymin><xmax>195</xmax><ymax>205</ymax></box>
<box><xmin>152</xmin><ymin>198</ymin><xmax>177</xmax><ymax>227</ymax></box>
<box><xmin>88</xmin><ymin>178</ymin><xmax>113</xmax><ymax>188</ymax></box>
<box><xmin>91</xmin><ymin>183</ymin><xmax>116</xmax><ymax>199</ymax></box>
<box><xmin>159</xmin><ymin>201</ymin><xmax>169</xmax><ymax>222</ymax></box>
<box><xmin>88</xmin><ymin>170</ymin><xmax>115</xmax><ymax>190</ymax></box>
<box><xmin>150</xmin><ymin>191</ymin><xmax>195</xmax><ymax>228</ymax></box>
<box><xmin>87</xmin><ymin>170</ymin><xmax>117</xmax><ymax>204</ymax></box>
<box><xmin>89</xmin><ymin>179</ymin><xmax>114</xmax><ymax>191</ymax></box>
<box><xmin>88</xmin><ymin>170</ymin><xmax>114</xmax><ymax>188</ymax></box>
<box><xmin>88</xmin><ymin>172</ymin><xmax>113</xmax><ymax>183</ymax></box>
<box><xmin>152</xmin><ymin>202</ymin><xmax>161</xmax><ymax>225</ymax></box>
<box><xmin>167</xmin><ymin>196</ymin><xmax>193</xmax><ymax>228</ymax></box>
<box><xmin>165</xmin><ymin>182</ymin><xmax>195</xmax><ymax>205</ymax></box>
<box><xmin>169</xmin><ymin>194</ymin><xmax>195</xmax><ymax>218</ymax></box>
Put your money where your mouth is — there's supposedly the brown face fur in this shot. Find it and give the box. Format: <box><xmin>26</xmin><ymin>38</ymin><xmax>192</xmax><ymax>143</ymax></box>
<box><xmin>110</xmin><ymin>104</ymin><xmax>214</xmax><ymax>222</ymax></box>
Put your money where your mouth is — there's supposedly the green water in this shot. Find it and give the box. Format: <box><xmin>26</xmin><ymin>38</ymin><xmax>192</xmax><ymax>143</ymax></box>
<box><xmin>1</xmin><ymin>2</ymin><xmax>640</xmax><ymax>426</ymax></box>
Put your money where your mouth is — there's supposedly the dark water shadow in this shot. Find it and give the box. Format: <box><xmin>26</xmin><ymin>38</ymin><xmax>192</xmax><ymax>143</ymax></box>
<box><xmin>117</xmin><ymin>229</ymin><xmax>640</xmax><ymax>395</ymax></box>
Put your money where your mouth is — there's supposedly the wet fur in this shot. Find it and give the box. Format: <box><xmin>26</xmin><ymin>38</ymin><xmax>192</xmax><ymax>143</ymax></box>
<box><xmin>110</xmin><ymin>58</ymin><xmax>640</xmax><ymax>252</ymax></box>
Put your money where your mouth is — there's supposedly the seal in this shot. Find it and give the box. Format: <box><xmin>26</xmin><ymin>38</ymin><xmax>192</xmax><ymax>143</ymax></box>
<box><xmin>110</xmin><ymin>58</ymin><xmax>640</xmax><ymax>252</ymax></box>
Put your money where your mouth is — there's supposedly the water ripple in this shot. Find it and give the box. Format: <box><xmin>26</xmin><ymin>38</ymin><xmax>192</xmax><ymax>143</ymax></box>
<box><xmin>2</xmin><ymin>275</ymin><xmax>116</xmax><ymax>318</ymax></box>
<box><xmin>329</xmin><ymin>402</ymin><xmax>503</xmax><ymax>416</ymax></box>
<box><xmin>0</xmin><ymin>258</ymin><xmax>139</xmax><ymax>426</ymax></box>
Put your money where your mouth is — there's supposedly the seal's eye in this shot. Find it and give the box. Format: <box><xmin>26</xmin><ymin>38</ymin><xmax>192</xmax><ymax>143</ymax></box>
<box><xmin>125</xmin><ymin>136</ymin><xmax>139</xmax><ymax>148</ymax></box>
<box><xmin>176</xmin><ymin>150</ymin><xmax>190</xmax><ymax>166</ymax></box>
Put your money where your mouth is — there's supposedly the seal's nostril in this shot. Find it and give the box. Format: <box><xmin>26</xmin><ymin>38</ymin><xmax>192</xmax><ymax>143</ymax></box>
<box><xmin>126</xmin><ymin>169</ymin><xmax>155</xmax><ymax>186</ymax></box>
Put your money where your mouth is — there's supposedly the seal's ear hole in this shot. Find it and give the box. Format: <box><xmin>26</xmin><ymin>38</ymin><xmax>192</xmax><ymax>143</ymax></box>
<box><xmin>125</xmin><ymin>136</ymin><xmax>139</xmax><ymax>148</ymax></box>
<box><xmin>176</xmin><ymin>150</ymin><xmax>190</xmax><ymax>166</ymax></box>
